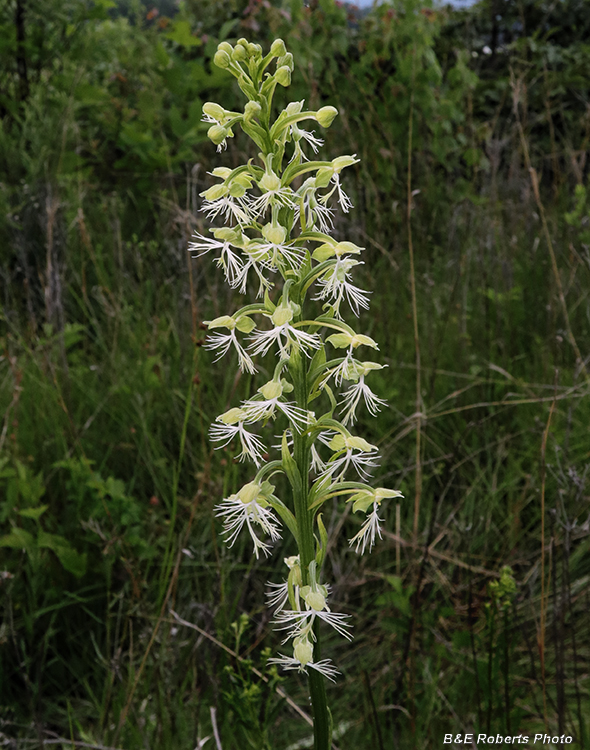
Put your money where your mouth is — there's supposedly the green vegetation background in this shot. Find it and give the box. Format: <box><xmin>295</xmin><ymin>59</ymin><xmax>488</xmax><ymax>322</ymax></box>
<box><xmin>1</xmin><ymin>0</ymin><xmax>589</xmax><ymax>747</ymax></box>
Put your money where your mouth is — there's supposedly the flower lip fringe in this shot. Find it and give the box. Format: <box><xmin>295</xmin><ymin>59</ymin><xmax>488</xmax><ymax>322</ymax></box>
<box><xmin>194</xmin><ymin>36</ymin><xmax>404</xmax><ymax>743</ymax></box>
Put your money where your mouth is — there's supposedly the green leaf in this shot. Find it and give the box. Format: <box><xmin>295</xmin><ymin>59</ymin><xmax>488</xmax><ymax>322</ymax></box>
<box><xmin>218</xmin><ymin>18</ymin><xmax>239</xmax><ymax>41</ymax></box>
<box><xmin>38</xmin><ymin>530</ymin><xmax>87</xmax><ymax>577</ymax></box>
<box><xmin>281</xmin><ymin>432</ymin><xmax>302</xmax><ymax>495</ymax></box>
<box><xmin>19</xmin><ymin>505</ymin><xmax>49</xmax><ymax>520</ymax></box>
<box><xmin>155</xmin><ymin>41</ymin><xmax>170</xmax><ymax>68</ymax></box>
<box><xmin>315</xmin><ymin>513</ymin><xmax>328</xmax><ymax>568</ymax></box>
<box><xmin>385</xmin><ymin>575</ymin><xmax>403</xmax><ymax>594</ymax></box>
<box><xmin>0</xmin><ymin>528</ymin><xmax>35</xmax><ymax>550</ymax></box>
<box><xmin>164</xmin><ymin>20</ymin><xmax>201</xmax><ymax>49</ymax></box>
<box><xmin>54</xmin><ymin>547</ymin><xmax>87</xmax><ymax>578</ymax></box>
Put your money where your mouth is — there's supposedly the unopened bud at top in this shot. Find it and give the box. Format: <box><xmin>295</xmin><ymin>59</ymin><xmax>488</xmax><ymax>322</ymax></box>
<box><xmin>232</xmin><ymin>44</ymin><xmax>247</xmax><ymax>61</ymax></box>
<box><xmin>214</xmin><ymin>48</ymin><xmax>231</xmax><ymax>69</ymax></box>
<box><xmin>316</xmin><ymin>106</ymin><xmax>338</xmax><ymax>128</ymax></box>
<box><xmin>271</xmin><ymin>38</ymin><xmax>287</xmax><ymax>58</ymax></box>
<box><xmin>278</xmin><ymin>52</ymin><xmax>294</xmax><ymax>71</ymax></box>
<box><xmin>244</xmin><ymin>100</ymin><xmax>262</xmax><ymax>123</ymax></box>
<box><xmin>275</xmin><ymin>66</ymin><xmax>291</xmax><ymax>87</ymax></box>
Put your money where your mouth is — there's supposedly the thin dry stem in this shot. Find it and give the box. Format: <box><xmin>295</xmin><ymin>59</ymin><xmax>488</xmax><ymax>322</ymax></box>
<box><xmin>539</xmin><ymin>382</ymin><xmax>557</xmax><ymax>732</ymax></box>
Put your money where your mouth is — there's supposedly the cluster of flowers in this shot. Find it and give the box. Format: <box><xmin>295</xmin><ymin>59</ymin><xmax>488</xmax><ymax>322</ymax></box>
<box><xmin>192</xmin><ymin>38</ymin><xmax>402</xmax><ymax>681</ymax></box>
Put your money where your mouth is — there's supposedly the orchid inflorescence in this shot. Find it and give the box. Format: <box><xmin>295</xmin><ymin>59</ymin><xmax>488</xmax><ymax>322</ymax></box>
<box><xmin>192</xmin><ymin>37</ymin><xmax>402</xmax><ymax>739</ymax></box>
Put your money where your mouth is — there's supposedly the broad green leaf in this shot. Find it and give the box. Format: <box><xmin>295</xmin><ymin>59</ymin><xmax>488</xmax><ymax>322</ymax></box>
<box><xmin>19</xmin><ymin>505</ymin><xmax>49</xmax><ymax>520</ymax></box>
<box><xmin>0</xmin><ymin>528</ymin><xmax>35</xmax><ymax>550</ymax></box>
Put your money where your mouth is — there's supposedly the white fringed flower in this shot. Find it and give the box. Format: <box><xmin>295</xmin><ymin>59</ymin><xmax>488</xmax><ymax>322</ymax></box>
<box><xmin>347</xmin><ymin>487</ymin><xmax>403</xmax><ymax>554</ymax></box>
<box><xmin>189</xmin><ymin>233</ymin><xmax>244</xmax><ymax>287</ymax></box>
<box><xmin>314</xmin><ymin>257</ymin><xmax>370</xmax><ymax>317</ymax></box>
<box><xmin>339</xmin><ymin>380</ymin><xmax>387</xmax><ymax>426</ymax></box>
<box><xmin>318</xmin><ymin>432</ymin><xmax>379</xmax><ymax>481</ymax></box>
<box><xmin>204</xmin><ymin>315</ymin><xmax>257</xmax><ymax>374</ymax></box>
<box><xmin>319</xmin><ymin>171</ymin><xmax>353</xmax><ymax>213</ymax></box>
<box><xmin>248</xmin><ymin>305</ymin><xmax>321</xmax><ymax>360</ymax></box>
<box><xmin>215</xmin><ymin>481</ymin><xmax>281</xmax><ymax>559</ymax></box>
<box><xmin>268</xmin><ymin>651</ymin><xmax>340</xmax><ymax>682</ymax></box>
<box><xmin>209</xmin><ymin>408</ymin><xmax>266</xmax><ymax>467</ymax></box>
<box><xmin>273</xmin><ymin>582</ymin><xmax>352</xmax><ymax>642</ymax></box>
<box><xmin>241</xmin><ymin>379</ymin><xmax>309</xmax><ymax>430</ymax></box>
<box><xmin>349</xmin><ymin>501</ymin><xmax>383</xmax><ymax>555</ymax></box>
<box><xmin>251</xmin><ymin>170</ymin><xmax>298</xmax><ymax>217</ymax></box>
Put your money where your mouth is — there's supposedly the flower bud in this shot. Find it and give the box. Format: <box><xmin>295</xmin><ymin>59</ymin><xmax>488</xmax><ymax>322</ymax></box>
<box><xmin>278</xmin><ymin>52</ymin><xmax>294</xmax><ymax>71</ymax></box>
<box><xmin>218</xmin><ymin>42</ymin><xmax>233</xmax><ymax>55</ymax></box>
<box><xmin>275</xmin><ymin>66</ymin><xmax>291</xmax><ymax>87</ymax></box>
<box><xmin>232</xmin><ymin>44</ymin><xmax>247</xmax><ymax>61</ymax></box>
<box><xmin>315</xmin><ymin>167</ymin><xmax>334</xmax><ymax>188</ymax></box>
<box><xmin>237</xmin><ymin>37</ymin><xmax>249</xmax><ymax>49</ymax></box>
<box><xmin>248</xmin><ymin>42</ymin><xmax>262</xmax><ymax>57</ymax></box>
<box><xmin>214</xmin><ymin>49</ymin><xmax>231</xmax><ymax>69</ymax></box>
<box><xmin>244</xmin><ymin>100</ymin><xmax>262</xmax><ymax>123</ymax></box>
<box><xmin>294</xmin><ymin>638</ymin><xmax>313</xmax><ymax>666</ymax></box>
<box><xmin>202</xmin><ymin>102</ymin><xmax>225</xmax><ymax>121</ymax></box>
<box><xmin>207</xmin><ymin>124</ymin><xmax>228</xmax><ymax>145</ymax></box>
<box><xmin>316</xmin><ymin>106</ymin><xmax>338</xmax><ymax>128</ymax></box>
<box><xmin>238</xmin><ymin>482</ymin><xmax>260</xmax><ymax>505</ymax></box>
<box><xmin>271</xmin><ymin>38</ymin><xmax>287</xmax><ymax>58</ymax></box>
<box><xmin>262</xmin><ymin>223</ymin><xmax>286</xmax><ymax>245</ymax></box>
<box><xmin>259</xmin><ymin>380</ymin><xmax>282</xmax><ymax>400</ymax></box>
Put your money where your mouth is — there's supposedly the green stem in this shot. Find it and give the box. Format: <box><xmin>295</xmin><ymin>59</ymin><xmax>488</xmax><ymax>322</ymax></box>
<box><xmin>289</xmin><ymin>349</ymin><xmax>331</xmax><ymax>750</ymax></box>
